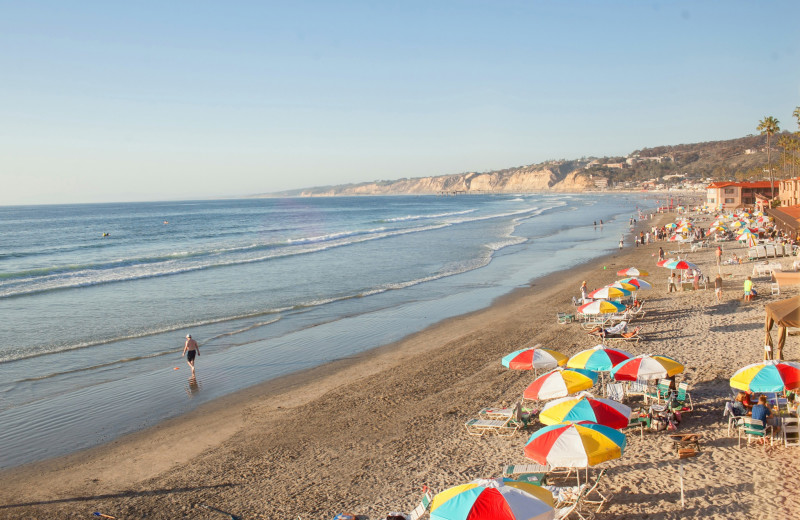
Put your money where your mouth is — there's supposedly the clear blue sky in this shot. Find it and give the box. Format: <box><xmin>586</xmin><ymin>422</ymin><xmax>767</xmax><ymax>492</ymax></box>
<box><xmin>2</xmin><ymin>1</ymin><xmax>799</xmax><ymax>205</ymax></box>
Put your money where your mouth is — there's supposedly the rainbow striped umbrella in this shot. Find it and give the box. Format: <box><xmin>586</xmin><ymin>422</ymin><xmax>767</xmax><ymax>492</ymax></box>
<box><xmin>523</xmin><ymin>368</ymin><xmax>597</xmax><ymax>400</ymax></box>
<box><xmin>502</xmin><ymin>347</ymin><xmax>567</xmax><ymax>370</ymax></box>
<box><xmin>661</xmin><ymin>259</ymin><xmax>699</xmax><ymax>271</ymax></box>
<box><xmin>611</xmin><ymin>354</ymin><xmax>684</xmax><ymax>381</ymax></box>
<box><xmin>567</xmin><ymin>345</ymin><xmax>632</xmax><ymax>372</ymax></box>
<box><xmin>730</xmin><ymin>360</ymin><xmax>800</xmax><ymax>392</ymax></box>
<box><xmin>617</xmin><ymin>267</ymin><xmax>649</xmax><ymax>277</ymax></box>
<box><xmin>524</xmin><ymin>421</ymin><xmax>626</xmax><ymax>468</ymax></box>
<box><xmin>538</xmin><ymin>392</ymin><xmax>632</xmax><ymax>429</ymax></box>
<box><xmin>656</xmin><ymin>258</ymin><xmax>675</xmax><ymax>267</ymax></box>
<box><xmin>620</xmin><ymin>277</ymin><xmax>652</xmax><ymax>290</ymax></box>
<box><xmin>577</xmin><ymin>300</ymin><xmax>626</xmax><ymax>315</ymax></box>
<box><xmin>430</xmin><ymin>478</ymin><xmax>554</xmax><ymax>520</ymax></box>
<box><xmin>607</xmin><ymin>281</ymin><xmax>637</xmax><ymax>292</ymax></box>
<box><xmin>587</xmin><ymin>286</ymin><xmax>631</xmax><ymax>299</ymax></box>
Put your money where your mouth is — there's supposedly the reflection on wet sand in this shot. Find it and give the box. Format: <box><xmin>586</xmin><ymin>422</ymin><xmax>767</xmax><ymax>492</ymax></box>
<box><xmin>186</xmin><ymin>376</ymin><xmax>201</xmax><ymax>397</ymax></box>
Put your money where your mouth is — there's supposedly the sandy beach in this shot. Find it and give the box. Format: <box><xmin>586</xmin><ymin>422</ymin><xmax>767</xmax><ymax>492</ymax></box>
<box><xmin>2</xmin><ymin>210</ymin><xmax>800</xmax><ymax>520</ymax></box>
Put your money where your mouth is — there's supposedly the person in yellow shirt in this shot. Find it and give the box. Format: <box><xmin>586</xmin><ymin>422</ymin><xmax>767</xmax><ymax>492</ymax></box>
<box><xmin>743</xmin><ymin>276</ymin><xmax>753</xmax><ymax>302</ymax></box>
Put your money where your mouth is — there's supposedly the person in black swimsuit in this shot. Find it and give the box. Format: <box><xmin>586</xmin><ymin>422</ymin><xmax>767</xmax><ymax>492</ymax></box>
<box><xmin>182</xmin><ymin>334</ymin><xmax>200</xmax><ymax>375</ymax></box>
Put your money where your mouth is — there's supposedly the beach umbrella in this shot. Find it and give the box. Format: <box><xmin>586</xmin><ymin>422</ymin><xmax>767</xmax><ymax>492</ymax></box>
<box><xmin>538</xmin><ymin>392</ymin><xmax>632</xmax><ymax>429</ymax></box>
<box><xmin>577</xmin><ymin>300</ymin><xmax>626</xmax><ymax>315</ymax></box>
<box><xmin>665</xmin><ymin>223</ymin><xmax>677</xmax><ymax>229</ymax></box>
<box><xmin>587</xmin><ymin>286</ymin><xmax>630</xmax><ymax>300</ymax></box>
<box><xmin>524</xmin><ymin>421</ymin><xmax>626</xmax><ymax>468</ymax></box>
<box><xmin>502</xmin><ymin>346</ymin><xmax>567</xmax><ymax>370</ymax></box>
<box><xmin>617</xmin><ymin>267</ymin><xmax>649</xmax><ymax>277</ymax></box>
<box><xmin>611</xmin><ymin>354</ymin><xmax>684</xmax><ymax>381</ymax></box>
<box><xmin>607</xmin><ymin>281</ymin><xmax>637</xmax><ymax>292</ymax></box>
<box><xmin>620</xmin><ymin>277</ymin><xmax>652</xmax><ymax>290</ymax></box>
<box><xmin>661</xmin><ymin>259</ymin><xmax>699</xmax><ymax>271</ymax></box>
<box><xmin>656</xmin><ymin>258</ymin><xmax>675</xmax><ymax>267</ymax></box>
<box><xmin>567</xmin><ymin>345</ymin><xmax>632</xmax><ymax>372</ymax></box>
<box><xmin>430</xmin><ymin>477</ymin><xmax>554</xmax><ymax>520</ymax></box>
<box><xmin>523</xmin><ymin>368</ymin><xmax>597</xmax><ymax>400</ymax></box>
<box><xmin>729</xmin><ymin>360</ymin><xmax>800</xmax><ymax>392</ymax></box>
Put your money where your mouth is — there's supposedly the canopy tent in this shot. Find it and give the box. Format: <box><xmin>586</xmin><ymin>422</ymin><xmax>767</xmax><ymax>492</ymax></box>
<box><xmin>764</xmin><ymin>296</ymin><xmax>800</xmax><ymax>360</ymax></box>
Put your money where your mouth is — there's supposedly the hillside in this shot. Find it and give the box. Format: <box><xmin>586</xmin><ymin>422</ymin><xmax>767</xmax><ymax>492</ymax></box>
<box><xmin>258</xmin><ymin>133</ymin><xmax>795</xmax><ymax>197</ymax></box>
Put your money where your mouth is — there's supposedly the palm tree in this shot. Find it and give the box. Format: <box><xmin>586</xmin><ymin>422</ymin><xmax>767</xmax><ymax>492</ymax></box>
<box><xmin>793</xmin><ymin>106</ymin><xmax>800</xmax><ymax>128</ymax></box>
<box><xmin>779</xmin><ymin>134</ymin><xmax>792</xmax><ymax>177</ymax></box>
<box><xmin>758</xmin><ymin>116</ymin><xmax>781</xmax><ymax>199</ymax></box>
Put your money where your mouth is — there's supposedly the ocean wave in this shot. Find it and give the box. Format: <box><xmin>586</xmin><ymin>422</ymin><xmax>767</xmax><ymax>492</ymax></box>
<box><xmin>379</xmin><ymin>209</ymin><xmax>475</xmax><ymax>223</ymax></box>
<box><xmin>0</xmin><ymin>203</ymin><xmax>560</xmax><ymax>299</ymax></box>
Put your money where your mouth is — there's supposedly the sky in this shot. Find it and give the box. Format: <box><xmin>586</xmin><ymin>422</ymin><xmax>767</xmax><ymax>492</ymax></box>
<box><xmin>1</xmin><ymin>1</ymin><xmax>800</xmax><ymax>205</ymax></box>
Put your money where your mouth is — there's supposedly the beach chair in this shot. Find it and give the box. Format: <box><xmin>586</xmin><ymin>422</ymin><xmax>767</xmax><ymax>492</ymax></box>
<box><xmin>604</xmin><ymin>326</ymin><xmax>642</xmax><ymax>344</ymax></box>
<box><xmin>625</xmin><ymin>409</ymin><xmax>647</xmax><ymax>439</ymax></box>
<box><xmin>765</xmin><ymin>244</ymin><xmax>776</xmax><ymax>258</ymax></box>
<box><xmin>748</xmin><ymin>247</ymin><xmax>758</xmax><ymax>261</ymax></box>
<box><xmin>673</xmin><ymin>382</ymin><xmax>693</xmax><ymax>411</ymax></box>
<box><xmin>625</xmin><ymin>379</ymin><xmax>649</xmax><ymax>401</ymax></box>
<box><xmin>408</xmin><ymin>488</ymin><xmax>434</xmax><ymax>520</ymax></box>
<box><xmin>757</xmin><ymin>245</ymin><xmax>767</xmax><ymax>259</ymax></box>
<box><xmin>738</xmin><ymin>417</ymin><xmax>773</xmax><ymax>449</ymax></box>
<box><xmin>464</xmin><ymin>418</ymin><xmax>515</xmax><ymax>437</ymax></box>
<box><xmin>771</xmin><ymin>282</ymin><xmax>780</xmax><ymax>295</ymax></box>
<box><xmin>557</xmin><ymin>312</ymin><xmax>575</xmax><ymax>324</ymax></box>
<box><xmin>783</xmin><ymin>417</ymin><xmax>800</xmax><ymax>447</ymax></box>
<box><xmin>582</xmin><ymin>468</ymin><xmax>612</xmax><ymax>513</ymax></box>
<box><xmin>605</xmin><ymin>382</ymin><xmax>625</xmax><ymax>402</ymax></box>
<box><xmin>645</xmin><ymin>379</ymin><xmax>672</xmax><ymax>404</ymax></box>
<box><xmin>786</xmin><ymin>244</ymin><xmax>794</xmax><ymax>257</ymax></box>
<box><xmin>503</xmin><ymin>463</ymin><xmax>550</xmax><ymax>485</ymax></box>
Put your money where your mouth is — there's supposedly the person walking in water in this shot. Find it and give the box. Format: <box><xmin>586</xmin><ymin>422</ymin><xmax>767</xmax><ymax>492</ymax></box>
<box><xmin>183</xmin><ymin>334</ymin><xmax>200</xmax><ymax>375</ymax></box>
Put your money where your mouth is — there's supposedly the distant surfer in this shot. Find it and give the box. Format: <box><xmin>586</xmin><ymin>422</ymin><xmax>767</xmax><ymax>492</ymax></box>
<box><xmin>102</xmin><ymin>232</ymin><xmax>109</xmax><ymax>237</ymax></box>
<box><xmin>182</xmin><ymin>334</ymin><xmax>200</xmax><ymax>375</ymax></box>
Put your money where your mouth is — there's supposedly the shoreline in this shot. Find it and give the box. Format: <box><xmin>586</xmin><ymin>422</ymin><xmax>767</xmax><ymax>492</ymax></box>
<box><xmin>5</xmin><ymin>207</ymin><xmax>799</xmax><ymax>518</ymax></box>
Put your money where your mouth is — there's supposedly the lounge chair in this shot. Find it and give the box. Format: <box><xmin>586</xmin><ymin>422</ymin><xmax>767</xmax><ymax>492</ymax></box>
<box><xmin>503</xmin><ymin>463</ymin><xmax>550</xmax><ymax>485</ymax></box>
<box><xmin>765</xmin><ymin>244</ymin><xmax>776</xmax><ymax>258</ymax></box>
<box><xmin>557</xmin><ymin>312</ymin><xmax>575</xmax><ymax>324</ymax></box>
<box><xmin>464</xmin><ymin>417</ymin><xmax>518</xmax><ymax>437</ymax></box>
<box><xmin>587</xmin><ymin>320</ymin><xmax>628</xmax><ymax>338</ymax></box>
<box><xmin>748</xmin><ymin>247</ymin><xmax>758</xmax><ymax>261</ymax></box>
<box><xmin>603</xmin><ymin>327</ymin><xmax>642</xmax><ymax>344</ymax></box>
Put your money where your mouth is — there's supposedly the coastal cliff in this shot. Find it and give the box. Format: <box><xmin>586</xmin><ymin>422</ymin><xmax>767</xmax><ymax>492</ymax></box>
<box><xmin>292</xmin><ymin>161</ymin><xmax>596</xmax><ymax>197</ymax></box>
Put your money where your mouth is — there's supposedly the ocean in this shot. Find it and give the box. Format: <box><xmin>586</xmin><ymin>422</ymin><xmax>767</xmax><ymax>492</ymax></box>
<box><xmin>0</xmin><ymin>193</ymin><xmax>658</xmax><ymax>468</ymax></box>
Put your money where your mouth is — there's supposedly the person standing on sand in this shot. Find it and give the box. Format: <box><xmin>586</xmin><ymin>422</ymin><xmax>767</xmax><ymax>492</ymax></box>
<box><xmin>619</xmin><ymin>236</ymin><xmax>624</xmax><ymax>250</ymax></box>
<box><xmin>716</xmin><ymin>246</ymin><xmax>722</xmax><ymax>266</ymax></box>
<box><xmin>658</xmin><ymin>247</ymin><xmax>665</xmax><ymax>262</ymax></box>
<box><xmin>668</xmin><ymin>272</ymin><xmax>677</xmax><ymax>293</ymax></box>
<box><xmin>183</xmin><ymin>334</ymin><xmax>200</xmax><ymax>375</ymax></box>
<box><xmin>743</xmin><ymin>276</ymin><xmax>753</xmax><ymax>302</ymax></box>
<box><xmin>580</xmin><ymin>281</ymin><xmax>589</xmax><ymax>303</ymax></box>
<box><xmin>714</xmin><ymin>273</ymin><xmax>723</xmax><ymax>302</ymax></box>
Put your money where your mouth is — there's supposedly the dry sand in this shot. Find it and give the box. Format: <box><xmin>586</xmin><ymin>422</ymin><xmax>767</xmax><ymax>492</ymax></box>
<box><xmin>1</xmin><ymin>212</ymin><xmax>799</xmax><ymax>520</ymax></box>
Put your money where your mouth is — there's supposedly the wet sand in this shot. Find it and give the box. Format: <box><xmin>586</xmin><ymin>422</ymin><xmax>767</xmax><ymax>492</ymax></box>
<box><xmin>2</xmin><ymin>211</ymin><xmax>799</xmax><ymax>519</ymax></box>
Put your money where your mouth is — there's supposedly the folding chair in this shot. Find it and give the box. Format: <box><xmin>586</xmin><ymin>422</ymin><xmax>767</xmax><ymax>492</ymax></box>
<box><xmin>605</xmin><ymin>382</ymin><xmax>625</xmax><ymax>402</ymax></box>
<box><xmin>738</xmin><ymin>417</ymin><xmax>773</xmax><ymax>449</ymax></box>
<box><xmin>783</xmin><ymin>417</ymin><xmax>800</xmax><ymax>447</ymax></box>
<box><xmin>408</xmin><ymin>488</ymin><xmax>433</xmax><ymax>520</ymax></box>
